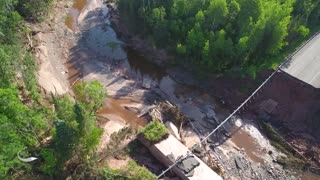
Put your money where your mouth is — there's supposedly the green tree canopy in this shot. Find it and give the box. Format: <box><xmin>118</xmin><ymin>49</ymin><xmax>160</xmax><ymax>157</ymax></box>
<box><xmin>119</xmin><ymin>0</ymin><xmax>320</xmax><ymax>75</ymax></box>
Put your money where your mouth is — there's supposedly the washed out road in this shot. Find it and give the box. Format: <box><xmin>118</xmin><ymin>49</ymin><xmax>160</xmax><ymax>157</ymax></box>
<box><xmin>281</xmin><ymin>32</ymin><xmax>320</xmax><ymax>88</ymax></box>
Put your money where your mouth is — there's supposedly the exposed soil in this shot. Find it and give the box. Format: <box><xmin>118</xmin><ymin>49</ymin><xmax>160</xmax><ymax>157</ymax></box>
<box><xmin>33</xmin><ymin>0</ymin><xmax>75</xmax><ymax>95</ymax></box>
<box><xmin>247</xmin><ymin>72</ymin><xmax>320</xmax><ymax>168</ymax></box>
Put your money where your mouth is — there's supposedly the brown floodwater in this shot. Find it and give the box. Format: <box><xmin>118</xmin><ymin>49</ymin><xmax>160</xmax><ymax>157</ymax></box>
<box><xmin>231</xmin><ymin>128</ymin><xmax>265</xmax><ymax>164</ymax></box>
<box><xmin>64</xmin><ymin>0</ymin><xmax>153</xmax><ymax>129</ymax></box>
<box><xmin>97</xmin><ymin>98</ymin><xmax>147</xmax><ymax>127</ymax></box>
<box><xmin>73</xmin><ymin>0</ymin><xmax>87</xmax><ymax>10</ymax></box>
<box><xmin>65</xmin><ymin>0</ymin><xmax>87</xmax><ymax>31</ymax></box>
<box><xmin>301</xmin><ymin>171</ymin><xmax>320</xmax><ymax>180</ymax></box>
<box><xmin>126</xmin><ymin>48</ymin><xmax>166</xmax><ymax>81</ymax></box>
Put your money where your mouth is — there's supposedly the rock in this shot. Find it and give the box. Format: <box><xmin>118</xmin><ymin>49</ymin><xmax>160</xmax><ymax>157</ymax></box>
<box><xmin>124</xmin><ymin>106</ymin><xmax>140</xmax><ymax>113</ymax></box>
<box><xmin>150</xmin><ymin>108</ymin><xmax>163</xmax><ymax>121</ymax></box>
<box><xmin>142</xmin><ymin>76</ymin><xmax>152</xmax><ymax>89</ymax></box>
<box><xmin>258</xmin><ymin>111</ymin><xmax>271</xmax><ymax>121</ymax></box>
<box><xmin>192</xmin><ymin>144</ymin><xmax>202</xmax><ymax>154</ymax></box>
<box><xmin>207</xmin><ymin>138</ymin><xmax>214</xmax><ymax>144</ymax></box>
<box><xmin>181</xmin><ymin>104</ymin><xmax>205</xmax><ymax>120</ymax></box>
<box><xmin>159</xmin><ymin>76</ymin><xmax>176</xmax><ymax>98</ymax></box>
<box><xmin>205</xmin><ymin>107</ymin><xmax>216</xmax><ymax>119</ymax></box>
<box><xmin>189</xmin><ymin>118</ymin><xmax>196</xmax><ymax>122</ymax></box>
<box><xmin>235</xmin><ymin>157</ymin><xmax>245</xmax><ymax>170</ymax></box>
<box><xmin>138</xmin><ymin>105</ymin><xmax>156</xmax><ymax>117</ymax></box>
<box><xmin>201</xmin><ymin>105</ymin><xmax>216</xmax><ymax>119</ymax></box>
<box><xmin>165</xmin><ymin>121</ymin><xmax>181</xmax><ymax>141</ymax></box>
<box><xmin>267</xmin><ymin>169</ymin><xmax>274</xmax><ymax>176</ymax></box>
<box><xmin>123</xmin><ymin>75</ymin><xmax>129</xmax><ymax>79</ymax></box>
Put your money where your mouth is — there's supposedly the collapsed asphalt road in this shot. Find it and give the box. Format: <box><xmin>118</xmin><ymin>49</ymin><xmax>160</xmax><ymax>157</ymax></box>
<box><xmin>282</xmin><ymin>32</ymin><xmax>320</xmax><ymax>88</ymax></box>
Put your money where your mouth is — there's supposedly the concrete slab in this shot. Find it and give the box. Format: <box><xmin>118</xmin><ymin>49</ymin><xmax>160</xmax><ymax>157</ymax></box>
<box><xmin>144</xmin><ymin>135</ymin><xmax>222</xmax><ymax>180</ymax></box>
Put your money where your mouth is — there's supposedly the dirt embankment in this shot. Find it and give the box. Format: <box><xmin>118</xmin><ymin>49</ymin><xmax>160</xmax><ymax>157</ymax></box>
<box><xmin>32</xmin><ymin>1</ymin><xmax>76</xmax><ymax>95</ymax></box>
<box><xmin>247</xmin><ymin>71</ymin><xmax>320</xmax><ymax>168</ymax></box>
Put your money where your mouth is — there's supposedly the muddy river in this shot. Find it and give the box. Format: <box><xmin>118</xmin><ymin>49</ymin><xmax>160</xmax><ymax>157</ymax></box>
<box><xmin>97</xmin><ymin>97</ymin><xmax>146</xmax><ymax>127</ymax></box>
<box><xmin>64</xmin><ymin>0</ymin><xmax>169</xmax><ymax>127</ymax></box>
<box><xmin>65</xmin><ymin>0</ymin><xmax>87</xmax><ymax>31</ymax></box>
<box><xmin>231</xmin><ymin>128</ymin><xmax>265</xmax><ymax>164</ymax></box>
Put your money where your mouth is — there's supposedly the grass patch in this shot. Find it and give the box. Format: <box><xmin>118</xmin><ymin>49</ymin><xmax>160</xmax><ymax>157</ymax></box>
<box><xmin>101</xmin><ymin>160</ymin><xmax>157</xmax><ymax>180</ymax></box>
<box><xmin>139</xmin><ymin>121</ymin><xmax>168</xmax><ymax>143</ymax></box>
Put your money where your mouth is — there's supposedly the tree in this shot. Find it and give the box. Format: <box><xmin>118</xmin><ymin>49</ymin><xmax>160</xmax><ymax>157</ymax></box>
<box><xmin>75</xmin><ymin>80</ymin><xmax>107</xmax><ymax>115</ymax></box>
<box><xmin>0</xmin><ymin>1</ymin><xmax>56</xmax><ymax>178</ymax></box>
<box><xmin>54</xmin><ymin>120</ymin><xmax>77</xmax><ymax>169</ymax></box>
<box><xmin>0</xmin><ymin>88</ymin><xmax>47</xmax><ymax>177</ymax></box>
<box><xmin>176</xmin><ymin>43</ymin><xmax>187</xmax><ymax>55</ymax></box>
<box><xmin>201</xmin><ymin>40</ymin><xmax>210</xmax><ymax>65</ymax></box>
<box><xmin>74</xmin><ymin>103</ymin><xmax>102</xmax><ymax>158</ymax></box>
<box><xmin>262</xmin><ymin>0</ymin><xmax>294</xmax><ymax>55</ymax></box>
<box><xmin>147</xmin><ymin>6</ymin><xmax>166</xmax><ymax>27</ymax></box>
<box><xmin>40</xmin><ymin>148</ymin><xmax>57</xmax><ymax>176</ymax></box>
<box><xmin>211</xmin><ymin>29</ymin><xmax>234</xmax><ymax>70</ymax></box>
<box><xmin>0</xmin><ymin>1</ymin><xmax>23</xmax><ymax>44</ymax></box>
<box><xmin>0</xmin><ymin>46</ymin><xmax>15</xmax><ymax>88</ymax></box>
<box><xmin>228</xmin><ymin>0</ymin><xmax>240</xmax><ymax>22</ymax></box>
<box><xmin>195</xmin><ymin>10</ymin><xmax>205</xmax><ymax>24</ymax></box>
<box><xmin>296</xmin><ymin>25</ymin><xmax>310</xmax><ymax>38</ymax></box>
<box><xmin>119</xmin><ymin>0</ymin><xmax>320</xmax><ymax>74</ymax></box>
<box><xmin>205</xmin><ymin>0</ymin><xmax>229</xmax><ymax>30</ymax></box>
<box><xmin>17</xmin><ymin>0</ymin><xmax>54</xmax><ymax>21</ymax></box>
<box><xmin>292</xmin><ymin>0</ymin><xmax>316</xmax><ymax>25</ymax></box>
<box><xmin>51</xmin><ymin>81</ymin><xmax>106</xmax><ymax>171</ymax></box>
<box><xmin>186</xmin><ymin>23</ymin><xmax>205</xmax><ymax>58</ymax></box>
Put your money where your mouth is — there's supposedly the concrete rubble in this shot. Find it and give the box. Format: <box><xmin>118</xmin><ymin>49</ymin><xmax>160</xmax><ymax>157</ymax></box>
<box><xmin>141</xmin><ymin>135</ymin><xmax>223</xmax><ymax>180</ymax></box>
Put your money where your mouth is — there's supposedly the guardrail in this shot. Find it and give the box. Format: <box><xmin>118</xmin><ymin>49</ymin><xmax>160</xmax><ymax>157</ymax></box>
<box><xmin>281</xmin><ymin>31</ymin><xmax>320</xmax><ymax>69</ymax></box>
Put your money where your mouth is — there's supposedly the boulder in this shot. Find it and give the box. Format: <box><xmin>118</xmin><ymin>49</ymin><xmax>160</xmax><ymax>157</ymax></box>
<box><xmin>124</xmin><ymin>106</ymin><xmax>140</xmax><ymax>113</ymax></box>
<box><xmin>142</xmin><ymin>76</ymin><xmax>153</xmax><ymax>89</ymax></box>
<box><xmin>165</xmin><ymin>121</ymin><xmax>181</xmax><ymax>141</ymax></box>
<box><xmin>235</xmin><ymin>157</ymin><xmax>245</xmax><ymax>170</ymax></box>
<box><xmin>181</xmin><ymin>104</ymin><xmax>205</xmax><ymax>120</ymax></box>
<box><xmin>206</xmin><ymin>108</ymin><xmax>216</xmax><ymax>119</ymax></box>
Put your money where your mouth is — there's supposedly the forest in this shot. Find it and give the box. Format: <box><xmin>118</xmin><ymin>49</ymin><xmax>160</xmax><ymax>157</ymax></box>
<box><xmin>119</xmin><ymin>0</ymin><xmax>320</xmax><ymax>76</ymax></box>
<box><xmin>0</xmin><ymin>0</ymin><xmax>53</xmax><ymax>177</ymax></box>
